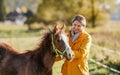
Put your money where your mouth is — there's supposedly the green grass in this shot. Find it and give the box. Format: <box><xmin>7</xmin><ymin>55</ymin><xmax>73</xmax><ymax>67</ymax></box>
<box><xmin>0</xmin><ymin>37</ymin><xmax>40</xmax><ymax>52</ymax></box>
<box><xmin>0</xmin><ymin>23</ymin><xmax>47</xmax><ymax>38</ymax></box>
<box><xmin>88</xmin><ymin>21</ymin><xmax>120</xmax><ymax>74</ymax></box>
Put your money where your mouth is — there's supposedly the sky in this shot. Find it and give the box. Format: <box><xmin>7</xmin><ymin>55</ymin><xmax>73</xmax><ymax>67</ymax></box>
<box><xmin>116</xmin><ymin>0</ymin><xmax>120</xmax><ymax>4</ymax></box>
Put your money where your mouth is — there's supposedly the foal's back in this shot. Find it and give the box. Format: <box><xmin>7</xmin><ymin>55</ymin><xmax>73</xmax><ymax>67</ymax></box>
<box><xmin>0</xmin><ymin>42</ymin><xmax>19</xmax><ymax>60</ymax></box>
<box><xmin>0</xmin><ymin>42</ymin><xmax>41</xmax><ymax>75</ymax></box>
<box><xmin>0</xmin><ymin>42</ymin><xmax>19</xmax><ymax>53</ymax></box>
<box><xmin>0</xmin><ymin>42</ymin><xmax>24</xmax><ymax>75</ymax></box>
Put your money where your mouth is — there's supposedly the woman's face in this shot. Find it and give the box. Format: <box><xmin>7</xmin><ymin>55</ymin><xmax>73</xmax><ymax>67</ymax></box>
<box><xmin>72</xmin><ymin>20</ymin><xmax>85</xmax><ymax>33</ymax></box>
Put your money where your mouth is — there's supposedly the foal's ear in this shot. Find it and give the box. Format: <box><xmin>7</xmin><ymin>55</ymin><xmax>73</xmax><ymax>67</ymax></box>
<box><xmin>61</xmin><ymin>24</ymin><xmax>66</xmax><ymax>32</ymax></box>
<box><xmin>53</xmin><ymin>23</ymin><xmax>60</xmax><ymax>34</ymax></box>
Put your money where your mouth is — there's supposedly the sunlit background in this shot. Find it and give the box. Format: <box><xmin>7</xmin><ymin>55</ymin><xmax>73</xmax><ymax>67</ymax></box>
<box><xmin>0</xmin><ymin>0</ymin><xmax>120</xmax><ymax>75</ymax></box>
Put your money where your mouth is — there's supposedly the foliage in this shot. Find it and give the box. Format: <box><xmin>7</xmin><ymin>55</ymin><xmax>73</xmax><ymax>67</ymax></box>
<box><xmin>4</xmin><ymin>0</ymin><xmax>117</xmax><ymax>27</ymax></box>
<box><xmin>23</xmin><ymin>9</ymin><xmax>38</xmax><ymax>30</ymax></box>
<box><xmin>37</xmin><ymin>0</ymin><xmax>111</xmax><ymax>26</ymax></box>
<box><xmin>5</xmin><ymin>0</ymin><xmax>39</xmax><ymax>12</ymax></box>
<box><xmin>37</xmin><ymin>0</ymin><xmax>84</xmax><ymax>24</ymax></box>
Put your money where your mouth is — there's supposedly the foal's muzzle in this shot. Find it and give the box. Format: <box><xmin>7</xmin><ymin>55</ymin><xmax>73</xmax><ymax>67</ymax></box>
<box><xmin>65</xmin><ymin>48</ymin><xmax>74</xmax><ymax>61</ymax></box>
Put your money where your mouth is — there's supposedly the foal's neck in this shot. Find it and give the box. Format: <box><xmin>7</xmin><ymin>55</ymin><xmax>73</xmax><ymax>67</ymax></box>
<box><xmin>34</xmin><ymin>33</ymin><xmax>56</xmax><ymax>70</ymax></box>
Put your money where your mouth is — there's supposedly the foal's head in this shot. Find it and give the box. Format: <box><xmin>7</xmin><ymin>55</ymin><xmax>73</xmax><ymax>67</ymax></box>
<box><xmin>52</xmin><ymin>23</ymin><xmax>74</xmax><ymax>61</ymax></box>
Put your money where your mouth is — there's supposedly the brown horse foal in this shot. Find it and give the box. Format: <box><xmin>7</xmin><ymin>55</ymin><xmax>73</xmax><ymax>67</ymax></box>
<box><xmin>0</xmin><ymin>24</ymin><xmax>74</xmax><ymax>75</ymax></box>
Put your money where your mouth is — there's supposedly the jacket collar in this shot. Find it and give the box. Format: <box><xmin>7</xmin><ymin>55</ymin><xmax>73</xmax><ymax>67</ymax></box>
<box><xmin>71</xmin><ymin>30</ymin><xmax>80</xmax><ymax>42</ymax></box>
<box><xmin>68</xmin><ymin>30</ymin><xmax>86</xmax><ymax>44</ymax></box>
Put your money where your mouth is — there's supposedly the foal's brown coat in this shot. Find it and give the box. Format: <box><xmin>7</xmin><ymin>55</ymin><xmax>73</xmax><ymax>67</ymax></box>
<box><xmin>0</xmin><ymin>25</ymin><xmax>67</xmax><ymax>75</ymax></box>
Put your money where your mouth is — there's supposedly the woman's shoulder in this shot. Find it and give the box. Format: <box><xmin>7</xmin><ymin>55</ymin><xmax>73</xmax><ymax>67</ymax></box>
<box><xmin>82</xmin><ymin>31</ymin><xmax>92</xmax><ymax>40</ymax></box>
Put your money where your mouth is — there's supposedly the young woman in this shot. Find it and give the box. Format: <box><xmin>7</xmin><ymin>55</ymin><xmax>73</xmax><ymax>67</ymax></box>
<box><xmin>56</xmin><ymin>15</ymin><xmax>92</xmax><ymax>75</ymax></box>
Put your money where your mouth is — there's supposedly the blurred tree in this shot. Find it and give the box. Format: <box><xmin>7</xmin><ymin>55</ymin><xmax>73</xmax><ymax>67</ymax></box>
<box><xmin>37</xmin><ymin>0</ymin><xmax>84</xmax><ymax>25</ymax></box>
<box><xmin>80</xmin><ymin>0</ymin><xmax>113</xmax><ymax>27</ymax></box>
<box><xmin>91</xmin><ymin>0</ymin><xmax>95</xmax><ymax>27</ymax></box>
<box><xmin>5</xmin><ymin>0</ymin><xmax>39</xmax><ymax>12</ymax></box>
<box><xmin>0</xmin><ymin>0</ymin><xmax>6</xmax><ymax>22</ymax></box>
<box><xmin>37</xmin><ymin>0</ymin><xmax>112</xmax><ymax>27</ymax></box>
<box><xmin>23</xmin><ymin>9</ymin><xmax>34</xmax><ymax>30</ymax></box>
<box><xmin>37</xmin><ymin>0</ymin><xmax>116</xmax><ymax>27</ymax></box>
<box><xmin>21</xmin><ymin>7</ymin><xmax>38</xmax><ymax>30</ymax></box>
<box><xmin>4</xmin><ymin>0</ymin><xmax>116</xmax><ymax>27</ymax></box>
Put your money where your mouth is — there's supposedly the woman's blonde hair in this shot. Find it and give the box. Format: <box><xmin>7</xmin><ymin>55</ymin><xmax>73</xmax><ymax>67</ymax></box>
<box><xmin>72</xmin><ymin>15</ymin><xmax>86</xmax><ymax>26</ymax></box>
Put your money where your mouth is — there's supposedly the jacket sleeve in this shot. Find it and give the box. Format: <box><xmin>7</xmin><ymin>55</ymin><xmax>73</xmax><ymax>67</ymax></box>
<box><xmin>73</xmin><ymin>36</ymin><xmax>91</xmax><ymax>59</ymax></box>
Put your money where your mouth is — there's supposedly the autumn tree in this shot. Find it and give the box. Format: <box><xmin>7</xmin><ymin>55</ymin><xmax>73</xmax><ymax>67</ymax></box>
<box><xmin>37</xmin><ymin>0</ymin><xmax>113</xmax><ymax>27</ymax></box>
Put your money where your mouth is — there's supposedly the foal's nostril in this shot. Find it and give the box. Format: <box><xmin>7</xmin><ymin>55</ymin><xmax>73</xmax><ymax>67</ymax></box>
<box><xmin>69</xmin><ymin>53</ymin><xmax>74</xmax><ymax>58</ymax></box>
<box><xmin>69</xmin><ymin>53</ymin><xmax>71</xmax><ymax>57</ymax></box>
<box><xmin>71</xmin><ymin>52</ymin><xmax>75</xmax><ymax>58</ymax></box>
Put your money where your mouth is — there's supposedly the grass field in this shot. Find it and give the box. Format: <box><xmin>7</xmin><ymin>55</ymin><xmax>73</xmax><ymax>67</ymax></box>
<box><xmin>0</xmin><ymin>21</ymin><xmax>120</xmax><ymax>75</ymax></box>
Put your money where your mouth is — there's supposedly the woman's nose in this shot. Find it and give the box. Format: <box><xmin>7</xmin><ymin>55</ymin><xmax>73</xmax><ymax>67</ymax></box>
<box><xmin>74</xmin><ymin>25</ymin><xmax>78</xmax><ymax>29</ymax></box>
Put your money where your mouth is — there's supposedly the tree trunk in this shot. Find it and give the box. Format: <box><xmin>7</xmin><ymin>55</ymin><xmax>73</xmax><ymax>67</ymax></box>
<box><xmin>91</xmin><ymin>0</ymin><xmax>96</xmax><ymax>28</ymax></box>
<box><xmin>0</xmin><ymin>0</ymin><xmax>6</xmax><ymax>22</ymax></box>
<box><xmin>28</xmin><ymin>24</ymin><xmax>32</xmax><ymax>30</ymax></box>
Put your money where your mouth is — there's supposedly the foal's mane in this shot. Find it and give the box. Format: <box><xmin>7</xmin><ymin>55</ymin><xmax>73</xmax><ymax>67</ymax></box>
<box><xmin>35</xmin><ymin>31</ymin><xmax>53</xmax><ymax>52</ymax></box>
<box><xmin>23</xmin><ymin>30</ymin><xmax>55</xmax><ymax>59</ymax></box>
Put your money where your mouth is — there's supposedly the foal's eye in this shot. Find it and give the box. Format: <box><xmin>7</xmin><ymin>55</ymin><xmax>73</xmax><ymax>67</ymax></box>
<box><xmin>57</xmin><ymin>39</ymin><xmax>61</xmax><ymax>42</ymax></box>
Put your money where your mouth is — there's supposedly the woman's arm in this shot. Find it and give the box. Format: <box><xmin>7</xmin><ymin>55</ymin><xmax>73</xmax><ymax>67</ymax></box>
<box><xmin>73</xmin><ymin>36</ymin><xmax>91</xmax><ymax>59</ymax></box>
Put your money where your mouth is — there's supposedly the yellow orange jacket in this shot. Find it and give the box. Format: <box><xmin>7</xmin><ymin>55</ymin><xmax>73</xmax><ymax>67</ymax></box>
<box><xmin>56</xmin><ymin>30</ymin><xmax>92</xmax><ymax>75</ymax></box>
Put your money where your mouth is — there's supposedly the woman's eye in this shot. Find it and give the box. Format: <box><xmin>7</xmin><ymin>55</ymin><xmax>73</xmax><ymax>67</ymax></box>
<box><xmin>74</xmin><ymin>24</ymin><xmax>76</xmax><ymax>26</ymax></box>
